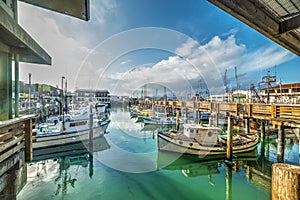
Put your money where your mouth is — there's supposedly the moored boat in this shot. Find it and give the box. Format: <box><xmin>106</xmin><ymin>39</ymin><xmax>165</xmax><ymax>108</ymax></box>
<box><xmin>157</xmin><ymin>123</ymin><xmax>258</xmax><ymax>156</ymax></box>
<box><xmin>142</xmin><ymin>112</ymin><xmax>183</xmax><ymax>125</ymax></box>
<box><xmin>33</xmin><ymin>117</ymin><xmax>110</xmax><ymax>150</ymax></box>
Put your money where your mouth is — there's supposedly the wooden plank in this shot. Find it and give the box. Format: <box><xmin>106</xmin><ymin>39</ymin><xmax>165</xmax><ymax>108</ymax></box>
<box><xmin>0</xmin><ymin>129</ymin><xmax>24</xmax><ymax>142</ymax></box>
<box><xmin>0</xmin><ymin>121</ymin><xmax>24</xmax><ymax>134</ymax></box>
<box><xmin>0</xmin><ymin>141</ymin><xmax>24</xmax><ymax>163</ymax></box>
<box><xmin>0</xmin><ymin>135</ymin><xmax>24</xmax><ymax>153</ymax></box>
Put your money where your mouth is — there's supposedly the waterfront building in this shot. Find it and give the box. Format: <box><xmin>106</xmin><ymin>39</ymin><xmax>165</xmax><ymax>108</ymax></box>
<box><xmin>74</xmin><ymin>88</ymin><xmax>111</xmax><ymax>106</ymax></box>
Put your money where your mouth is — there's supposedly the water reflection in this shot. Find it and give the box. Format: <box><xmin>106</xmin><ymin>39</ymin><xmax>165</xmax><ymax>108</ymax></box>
<box><xmin>15</xmin><ymin>105</ymin><xmax>300</xmax><ymax>200</ymax></box>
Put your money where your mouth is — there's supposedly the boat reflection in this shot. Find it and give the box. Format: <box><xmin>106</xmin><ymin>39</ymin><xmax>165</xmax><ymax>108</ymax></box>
<box><xmin>23</xmin><ymin>136</ymin><xmax>110</xmax><ymax>198</ymax></box>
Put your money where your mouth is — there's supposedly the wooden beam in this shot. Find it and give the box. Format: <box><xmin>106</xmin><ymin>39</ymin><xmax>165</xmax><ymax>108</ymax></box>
<box><xmin>279</xmin><ymin>15</ymin><xmax>300</xmax><ymax>34</ymax></box>
<box><xmin>207</xmin><ymin>0</ymin><xmax>300</xmax><ymax>56</ymax></box>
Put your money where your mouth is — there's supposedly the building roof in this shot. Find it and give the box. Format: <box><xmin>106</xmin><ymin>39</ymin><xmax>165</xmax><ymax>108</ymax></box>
<box><xmin>208</xmin><ymin>0</ymin><xmax>300</xmax><ymax>56</ymax></box>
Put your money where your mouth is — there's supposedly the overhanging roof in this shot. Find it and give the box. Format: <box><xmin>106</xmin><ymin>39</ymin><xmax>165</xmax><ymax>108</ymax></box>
<box><xmin>0</xmin><ymin>5</ymin><xmax>51</xmax><ymax>64</ymax></box>
<box><xmin>208</xmin><ymin>0</ymin><xmax>300</xmax><ymax>56</ymax></box>
<box><xmin>19</xmin><ymin>0</ymin><xmax>90</xmax><ymax>21</ymax></box>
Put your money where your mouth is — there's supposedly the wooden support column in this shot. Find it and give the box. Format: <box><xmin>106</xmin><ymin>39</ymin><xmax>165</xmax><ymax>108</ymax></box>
<box><xmin>272</xmin><ymin>163</ymin><xmax>300</xmax><ymax>200</ymax></box>
<box><xmin>245</xmin><ymin>118</ymin><xmax>250</xmax><ymax>134</ymax></box>
<box><xmin>0</xmin><ymin>52</ymin><xmax>10</xmax><ymax>121</ymax></box>
<box><xmin>176</xmin><ymin>109</ymin><xmax>180</xmax><ymax>131</ymax></box>
<box><xmin>260</xmin><ymin>120</ymin><xmax>266</xmax><ymax>141</ymax></box>
<box><xmin>14</xmin><ymin>54</ymin><xmax>19</xmax><ymax>118</ymax></box>
<box><xmin>24</xmin><ymin>119</ymin><xmax>32</xmax><ymax>162</ymax></box>
<box><xmin>277</xmin><ymin>123</ymin><xmax>285</xmax><ymax>163</ymax></box>
<box><xmin>89</xmin><ymin>105</ymin><xmax>93</xmax><ymax>153</ymax></box>
<box><xmin>8</xmin><ymin>54</ymin><xmax>12</xmax><ymax>119</ymax></box>
<box><xmin>226</xmin><ymin>116</ymin><xmax>233</xmax><ymax>161</ymax></box>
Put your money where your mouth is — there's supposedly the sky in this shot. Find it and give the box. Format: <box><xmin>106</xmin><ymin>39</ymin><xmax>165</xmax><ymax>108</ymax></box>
<box><xmin>18</xmin><ymin>0</ymin><xmax>299</xmax><ymax>98</ymax></box>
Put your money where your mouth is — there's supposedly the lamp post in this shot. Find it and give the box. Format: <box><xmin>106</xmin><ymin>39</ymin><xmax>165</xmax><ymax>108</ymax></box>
<box><xmin>28</xmin><ymin>73</ymin><xmax>31</xmax><ymax>112</ymax></box>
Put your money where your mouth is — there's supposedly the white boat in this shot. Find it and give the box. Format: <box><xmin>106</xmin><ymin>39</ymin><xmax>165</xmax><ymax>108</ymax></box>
<box><xmin>142</xmin><ymin>113</ymin><xmax>183</xmax><ymax>125</ymax></box>
<box><xmin>158</xmin><ymin>123</ymin><xmax>258</xmax><ymax>156</ymax></box>
<box><xmin>33</xmin><ymin>116</ymin><xmax>110</xmax><ymax>149</ymax></box>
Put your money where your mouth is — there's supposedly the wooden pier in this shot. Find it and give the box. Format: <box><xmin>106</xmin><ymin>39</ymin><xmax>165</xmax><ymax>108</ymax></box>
<box><xmin>147</xmin><ymin>101</ymin><xmax>300</xmax><ymax>128</ymax></box>
<box><xmin>0</xmin><ymin>115</ymin><xmax>34</xmax><ymax>200</ymax></box>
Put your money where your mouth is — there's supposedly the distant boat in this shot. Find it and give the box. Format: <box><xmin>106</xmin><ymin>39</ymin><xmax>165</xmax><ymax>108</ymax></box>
<box><xmin>142</xmin><ymin>112</ymin><xmax>183</xmax><ymax>125</ymax></box>
<box><xmin>157</xmin><ymin>123</ymin><xmax>258</xmax><ymax>156</ymax></box>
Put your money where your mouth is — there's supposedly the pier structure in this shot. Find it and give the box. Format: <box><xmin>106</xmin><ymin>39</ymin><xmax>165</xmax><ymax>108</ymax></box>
<box><xmin>0</xmin><ymin>1</ymin><xmax>90</xmax><ymax>199</ymax></box>
<box><xmin>141</xmin><ymin>100</ymin><xmax>300</xmax><ymax>161</ymax></box>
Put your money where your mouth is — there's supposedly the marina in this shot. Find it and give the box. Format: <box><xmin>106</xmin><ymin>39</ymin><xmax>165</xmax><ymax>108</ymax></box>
<box><xmin>0</xmin><ymin>0</ymin><xmax>299</xmax><ymax>200</ymax></box>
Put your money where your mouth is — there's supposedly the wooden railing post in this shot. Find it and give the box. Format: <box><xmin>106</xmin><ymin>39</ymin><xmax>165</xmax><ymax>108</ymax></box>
<box><xmin>24</xmin><ymin>118</ymin><xmax>32</xmax><ymax>162</ymax></box>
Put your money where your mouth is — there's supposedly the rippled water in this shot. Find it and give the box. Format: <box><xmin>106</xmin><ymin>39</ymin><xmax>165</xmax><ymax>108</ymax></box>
<box><xmin>17</xmin><ymin>105</ymin><xmax>300</xmax><ymax>200</ymax></box>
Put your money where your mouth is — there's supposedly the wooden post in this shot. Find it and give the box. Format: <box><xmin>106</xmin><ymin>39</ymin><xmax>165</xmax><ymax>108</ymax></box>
<box><xmin>260</xmin><ymin>119</ymin><xmax>266</xmax><ymax>141</ymax></box>
<box><xmin>226</xmin><ymin>116</ymin><xmax>233</xmax><ymax>161</ymax></box>
<box><xmin>89</xmin><ymin>105</ymin><xmax>93</xmax><ymax>153</ymax></box>
<box><xmin>272</xmin><ymin>163</ymin><xmax>300</xmax><ymax>200</ymax></box>
<box><xmin>225</xmin><ymin>165</ymin><xmax>232</xmax><ymax>200</ymax></box>
<box><xmin>245</xmin><ymin>118</ymin><xmax>250</xmax><ymax>134</ymax></box>
<box><xmin>277</xmin><ymin>123</ymin><xmax>285</xmax><ymax>163</ymax></box>
<box><xmin>24</xmin><ymin>119</ymin><xmax>32</xmax><ymax>162</ymax></box>
<box><xmin>176</xmin><ymin>109</ymin><xmax>180</xmax><ymax>131</ymax></box>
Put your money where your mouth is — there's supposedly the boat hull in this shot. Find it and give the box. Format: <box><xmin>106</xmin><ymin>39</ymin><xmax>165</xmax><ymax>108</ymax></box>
<box><xmin>157</xmin><ymin>132</ymin><xmax>258</xmax><ymax>156</ymax></box>
<box><xmin>33</xmin><ymin>122</ymin><xmax>110</xmax><ymax>150</ymax></box>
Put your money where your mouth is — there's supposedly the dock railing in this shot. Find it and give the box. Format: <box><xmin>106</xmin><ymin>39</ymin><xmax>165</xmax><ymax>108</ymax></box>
<box><xmin>0</xmin><ymin>115</ymin><xmax>35</xmax><ymax>177</ymax></box>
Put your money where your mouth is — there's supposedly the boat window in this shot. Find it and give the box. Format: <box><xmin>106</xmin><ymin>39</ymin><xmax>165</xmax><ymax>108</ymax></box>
<box><xmin>69</xmin><ymin>121</ymin><xmax>87</xmax><ymax>127</ymax></box>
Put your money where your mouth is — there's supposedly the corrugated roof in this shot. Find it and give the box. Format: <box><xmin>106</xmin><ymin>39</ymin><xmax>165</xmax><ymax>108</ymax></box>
<box><xmin>208</xmin><ymin>0</ymin><xmax>300</xmax><ymax>56</ymax></box>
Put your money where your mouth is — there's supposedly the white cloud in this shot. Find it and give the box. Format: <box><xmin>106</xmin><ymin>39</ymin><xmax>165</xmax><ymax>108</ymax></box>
<box><xmin>98</xmin><ymin>34</ymin><xmax>295</xmax><ymax>96</ymax></box>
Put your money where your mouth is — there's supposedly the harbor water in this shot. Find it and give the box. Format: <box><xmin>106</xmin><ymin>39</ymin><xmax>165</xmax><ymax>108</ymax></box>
<box><xmin>17</xmin><ymin>105</ymin><xmax>300</xmax><ymax>200</ymax></box>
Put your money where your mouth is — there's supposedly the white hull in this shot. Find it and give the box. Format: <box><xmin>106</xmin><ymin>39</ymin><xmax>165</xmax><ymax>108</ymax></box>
<box><xmin>157</xmin><ymin>132</ymin><xmax>258</xmax><ymax>156</ymax></box>
<box><xmin>33</xmin><ymin>122</ymin><xmax>110</xmax><ymax>150</ymax></box>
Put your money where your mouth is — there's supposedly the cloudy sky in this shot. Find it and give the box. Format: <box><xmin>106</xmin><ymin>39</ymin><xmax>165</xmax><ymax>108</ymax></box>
<box><xmin>18</xmin><ymin>0</ymin><xmax>299</xmax><ymax>97</ymax></box>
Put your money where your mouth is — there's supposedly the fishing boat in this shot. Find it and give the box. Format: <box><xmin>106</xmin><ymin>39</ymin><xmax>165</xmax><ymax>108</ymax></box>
<box><xmin>142</xmin><ymin>112</ymin><xmax>183</xmax><ymax>125</ymax></box>
<box><xmin>157</xmin><ymin>123</ymin><xmax>258</xmax><ymax>156</ymax></box>
<box><xmin>33</xmin><ymin>116</ymin><xmax>110</xmax><ymax>150</ymax></box>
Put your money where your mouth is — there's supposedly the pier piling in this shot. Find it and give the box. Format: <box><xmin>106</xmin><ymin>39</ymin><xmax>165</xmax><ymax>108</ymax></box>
<box><xmin>277</xmin><ymin>123</ymin><xmax>285</xmax><ymax>163</ymax></box>
<box><xmin>89</xmin><ymin>105</ymin><xmax>93</xmax><ymax>153</ymax></box>
<box><xmin>260</xmin><ymin>120</ymin><xmax>266</xmax><ymax>141</ymax></box>
<box><xmin>245</xmin><ymin>118</ymin><xmax>250</xmax><ymax>134</ymax></box>
<box><xmin>226</xmin><ymin>116</ymin><xmax>233</xmax><ymax>161</ymax></box>
<box><xmin>176</xmin><ymin>109</ymin><xmax>180</xmax><ymax>131</ymax></box>
<box><xmin>272</xmin><ymin>163</ymin><xmax>300</xmax><ymax>200</ymax></box>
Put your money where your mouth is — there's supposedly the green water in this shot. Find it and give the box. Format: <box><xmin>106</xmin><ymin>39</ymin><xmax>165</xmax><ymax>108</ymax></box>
<box><xmin>17</xmin><ymin>105</ymin><xmax>300</xmax><ymax>200</ymax></box>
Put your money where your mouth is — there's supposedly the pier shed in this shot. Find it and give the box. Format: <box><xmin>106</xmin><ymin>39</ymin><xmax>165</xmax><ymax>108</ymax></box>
<box><xmin>0</xmin><ymin>0</ymin><xmax>89</xmax><ymax>121</ymax></box>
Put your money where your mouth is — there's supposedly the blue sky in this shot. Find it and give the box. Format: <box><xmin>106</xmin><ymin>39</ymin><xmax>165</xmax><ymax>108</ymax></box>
<box><xmin>18</xmin><ymin>0</ymin><xmax>299</xmax><ymax>96</ymax></box>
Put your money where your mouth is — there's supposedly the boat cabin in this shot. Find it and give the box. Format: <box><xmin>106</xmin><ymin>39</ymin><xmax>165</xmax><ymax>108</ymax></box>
<box><xmin>183</xmin><ymin>124</ymin><xmax>222</xmax><ymax>145</ymax></box>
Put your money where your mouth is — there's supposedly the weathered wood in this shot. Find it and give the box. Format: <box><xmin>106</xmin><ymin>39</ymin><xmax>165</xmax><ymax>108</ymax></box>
<box><xmin>261</xmin><ymin>120</ymin><xmax>266</xmax><ymax>141</ymax></box>
<box><xmin>0</xmin><ymin>135</ymin><xmax>24</xmax><ymax>153</ymax></box>
<box><xmin>277</xmin><ymin>124</ymin><xmax>285</xmax><ymax>163</ymax></box>
<box><xmin>0</xmin><ymin>129</ymin><xmax>24</xmax><ymax>142</ymax></box>
<box><xmin>226</xmin><ymin>116</ymin><xmax>233</xmax><ymax>161</ymax></box>
<box><xmin>0</xmin><ymin>142</ymin><xmax>24</xmax><ymax>163</ymax></box>
<box><xmin>24</xmin><ymin>119</ymin><xmax>32</xmax><ymax>162</ymax></box>
<box><xmin>272</xmin><ymin>163</ymin><xmax>300</xmax><ymax>200</ymax></box>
